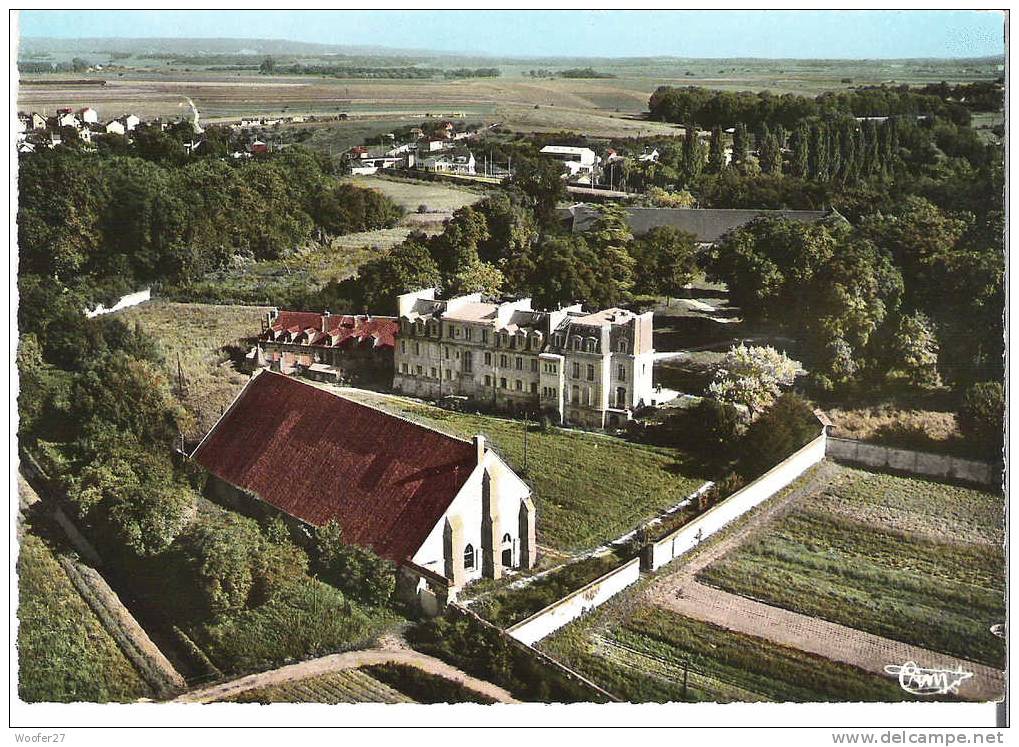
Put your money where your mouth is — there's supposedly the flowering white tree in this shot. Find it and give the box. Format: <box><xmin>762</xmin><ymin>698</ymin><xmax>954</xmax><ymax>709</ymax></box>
<box><xmin>709</xmin><ymin>343</ymin><xmax>799</xmax><ymax>417</ymax></box>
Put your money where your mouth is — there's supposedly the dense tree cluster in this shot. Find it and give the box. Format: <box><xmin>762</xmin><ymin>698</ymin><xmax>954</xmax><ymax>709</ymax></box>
<box><xmin>648</xmin><ymin>83</ymin><xmax>993</xmax><ymax>130</ymax></box>
<box><xmin>707</xmin><ymin>199</ymin><xmax>1002</xmax><ymax>391</ymax></box>
<box><xmin>17</xmin><ymin>142</ymin><xmax>401</xmax><ymax>298</ymax></box>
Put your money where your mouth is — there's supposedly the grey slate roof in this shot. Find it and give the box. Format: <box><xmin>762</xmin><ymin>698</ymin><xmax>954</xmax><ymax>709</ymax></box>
<box><xmin>561</xmin><ymin>204</ymin><xmax>843</xmax><ymax>244</ymax></box>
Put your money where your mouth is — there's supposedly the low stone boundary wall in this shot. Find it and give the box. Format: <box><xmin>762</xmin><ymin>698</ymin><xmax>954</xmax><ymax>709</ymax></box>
<box><xmin>449</xmin><ymin>603</ymin><xmax>620</xmax><ymax>702</ymax></box>
<box><xmin>647</xmin><ymin>432</ymin><xmax>828</xmax><ymax>571</ymax></box>
<box><xmin>826</xmin><ymin>437</ymin><xmax>999</xmax><ymax>487</ymax></box>
<box><xmin>84</xmin><ymin>287</ymin><xmax>152</xmax><ymax>318</ymax></box>
<box><xmin>505</xmin><ymin>557</ymin><xmax>642</xmax><ymax>646</ymax></box>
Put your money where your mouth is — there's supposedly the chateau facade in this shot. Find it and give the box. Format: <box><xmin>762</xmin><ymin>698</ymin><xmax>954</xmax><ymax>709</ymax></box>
<box><xmin>392</xmin><ymin>288</ymin><xmax>658</xmax><ymax>429</ymax></box>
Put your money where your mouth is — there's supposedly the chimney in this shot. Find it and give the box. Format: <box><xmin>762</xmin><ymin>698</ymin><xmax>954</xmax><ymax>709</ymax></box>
<box><xmin>474</xmin><ymin>435</ymin><xmax>486</xmax><ymax>465</ymax></box>
<box><xmin>321</xmin><ymin>310</ymin><xmax>330</xmax><ymax>332</ymax></box>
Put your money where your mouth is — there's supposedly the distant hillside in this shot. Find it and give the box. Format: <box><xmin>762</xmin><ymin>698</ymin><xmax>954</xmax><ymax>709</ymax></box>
<box><xmin>17</xmin><ymin>36</ymin><xmax>437</xmax><ymax>58</ymax></box>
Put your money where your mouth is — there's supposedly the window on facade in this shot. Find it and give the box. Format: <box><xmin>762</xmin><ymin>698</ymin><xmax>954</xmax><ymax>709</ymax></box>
<box><xmin>484</xmin><ymin>352</ymin><xmax>492</xmax><ymax>365</ymax></box>
<box><xmin>585</xmin><ymin>387</ymin><xmax>592</xmax><ymax>405</ymax></box>
<box><xmin>431</xmin><ymin>367</ymin><xmax>437</xmax><ymax>379</ymax></box>
<box><xmin>500</xmin><ymin>378</ymin><xmax>507</xmax><ymax>389</ymax></box>
<box><xmin>573</xmin><ymin>337</ymin><xmax>581</xmax><ymax>351</ymax></box>
<box><xmin>530</xmin><ymin>382</ymin><xmax>538</xmax><ymax>394</ymax></box>
<box><xmin>400</xmin><ymin>341</ymin><xmax>406</xmax><ymax>354</ymax></box>
<box><xmin>463</xmin><ymin>351</ymin><xmax>473</xmax><ymax>373</ymax></box>
<box><xmin>415</xmin><ymin>365</ymin><xmax>422</xmax><ymax>375</ymax></box>
<box><xmin>464</xmin><ymin>327</ymin><xmax>472</xmax><ymax>341</ymax></box>
<box><xmin>482</xmin><ymin>329</ymin><xmax>488</xmax><ymax>344</ymax></box>
<box><xmin>500</xmin><ymin>333</ymin><xmax>507</xmax><ymax>347</ymax></box>
<box><xmin>447</xmin><ymin>370</ymin><xmax>453</xmax><ymax>379</ymax></box>
<box><xmin>531</xmin><ymin>359</ymin><xmax>538</xmax><ymax>372</ymax></box>
<box><xmin>572</xmin><ymin>362</ymin><xmax>580</xmax><ymax>378</ymax></box>
<box><xmin>400</xmin><ymin>362</ymin><xmax>408</xmax><ymax>373</ymax></box>
<box><xmin>618</xmin><ymin>338</ymin><xmax>629</xmax><ymax>353</ymax></box>
<box><xmin>572</xmin><ymin>384</ymin><xmax>580</xmax><ymax>403</ymax></box>
<box><xmin>445</xmin><ymin>347</ymin><xmax>450</xmax><ymax>360</ymax></box>
<box><xmin>463</xmin><ymin>544</ymin><xmax>475</xmax><ymax>570</ymax></box>
<box><xmin>616</xmin><ymin>387</ymin><xmax>627</xmax><ymax>408</ymax></box>
<box><xmin>516</xmin><ymin>357</ymin><xmax>523</xmax><ymax>370</ymax></box>
<box><xmin>618</xmin><ymin>365</ymin><xmax>626</xmax><ymax>381</ymax></box>
<box><xmin>500</xmin><ymin>354</ymin><xmax>508</xmax><ymax>367</ymax></box>
<box><xmin>515</xmin><ymin>380</ymin><xmax>522</xmax><ymax>391</ymax></box>
<box><xmin>587</xmin><ymin>364</ymin><xmax>595</xmax><ymax>381</ymax></box>
<box><xmin>448</xmin><ymin>325</ymin><xmax>455</xmax><ymax>337</ymax></box>
<box><xmin>484</xmin><ymin>374</ymin><xmax>492</xmax><ymax>386</ymax></box>
<box><xmin>501</xmin><ymin>533</ymin><xmax>513</xmax><ymax>567</ymax></box>
<box><xmin>414</xmin><ymin>342</ymin><xmax>420</xmax><ymax>356</ymax></box>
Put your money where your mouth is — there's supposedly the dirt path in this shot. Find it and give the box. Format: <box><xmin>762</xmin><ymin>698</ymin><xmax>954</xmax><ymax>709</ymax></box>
<box><xmin>175</xmin><ymin>646</ymin><xmax>519</xmax><ymax>704</ymax></box>
<box><xmin>646</xmin><ymin>464</ymin><xmax>1005</xmax><ymax>702</ymax></box>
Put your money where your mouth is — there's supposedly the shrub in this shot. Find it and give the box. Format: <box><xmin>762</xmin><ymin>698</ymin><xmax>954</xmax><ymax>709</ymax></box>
<box><xmin>314</xmin><ymin>521</ymin><xmax>396</xmax><ymax>607</ymax></box>
<box><xmin>958</xmin><ymin>381</ymin><xmax>1004</xmax><ymax>457</ymax></box>
<box><xmin>738</xmin><ymin>393</ymin><xmax>819</xmax><ymax>480</ymax></box>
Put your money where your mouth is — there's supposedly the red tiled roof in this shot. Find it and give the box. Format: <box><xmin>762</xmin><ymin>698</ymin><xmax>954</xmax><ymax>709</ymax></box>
<box><xmin>193</xmin><ymin>372</ymin><xmax>476</xmax><ymax>562</ymax></box>
<box><xmin>264</xmin><ymin>311</ymin><xmax>399</xmax><ymax>349</ymax></box>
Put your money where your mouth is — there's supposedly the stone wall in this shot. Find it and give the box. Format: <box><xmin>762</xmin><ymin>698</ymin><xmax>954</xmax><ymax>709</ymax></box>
<box><xmin>505</xmin><ymin>557</ymin><xmax>642</xmax><ymax>646</ymax></box>
<box><xmin>826</xmin><ymin>437</ymin><xmax>999</xmax><ymax>487</ymax></box>
<box><xmin>647</xmin><ymin>432</ymin><xmax>828</xmax><ymax>571</ymax></box>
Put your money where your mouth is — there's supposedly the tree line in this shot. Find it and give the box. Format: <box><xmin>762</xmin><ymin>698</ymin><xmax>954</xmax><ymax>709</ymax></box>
<box><xmin>648</xmin><ymin>82</ymin><xmax>999</xmax><ymax>130</ymax></box>
<box><xmin>17</xmin><ymin>140</ymin><xmax>402</xmax><ymax>303</ymax></box>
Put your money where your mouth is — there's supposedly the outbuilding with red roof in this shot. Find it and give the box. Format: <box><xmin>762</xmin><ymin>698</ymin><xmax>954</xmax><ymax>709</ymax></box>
<box><xmin>192</xmin><ymin>371</ymin><xmax>536</xmax><ymax>609</ymax></box>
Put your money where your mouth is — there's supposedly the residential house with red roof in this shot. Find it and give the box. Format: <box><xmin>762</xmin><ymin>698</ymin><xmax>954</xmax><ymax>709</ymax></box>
<box><xmin>253</xmin><ymin>308</ymin><xmax>399</xmax><ymax>387</ymax></box>
<box><xmin>193</xmin><ymin>371</ymin><xmax>536</xmax><ymax>613</ymax></box>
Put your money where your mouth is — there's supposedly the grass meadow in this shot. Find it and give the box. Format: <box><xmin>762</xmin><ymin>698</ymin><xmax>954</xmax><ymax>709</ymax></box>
<box><xmin>335</xmin><ymin>390</ymin><xmax>710</xmax><ymax>553</ymax></box>
<box><xmin>698</xmin><ymin>466</ymin><xmax>1005</xmax><ymax>667</ymax></box>
<box><xmin>118</xmin><ymin>301</ymin><xmax>268</xmax><ymax>441</ymax></box>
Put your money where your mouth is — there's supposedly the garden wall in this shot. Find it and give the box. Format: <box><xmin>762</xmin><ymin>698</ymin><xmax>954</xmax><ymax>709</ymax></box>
<box><xmin>448</xmin><ymin>603</ymin><xmax>620</xmax><ymax>702</ymax></box>
<box><xmin>826</xmin><ymin>437</ymin><xmax>998</xmax><ymax>487</ymax></box>
<box><xmin>647</xmin><ymin>431</ymin><xmax>828</xmax><ymax>571</ymax></box>
<box><xmin>84</xmin><ymin>288</ymin><xmax>152</xmax><ymax>318</ymax></box>
<box><xmin>505</xmin><ymin>557</ymin><xmax>641</xmax><ymax>646</ymax></box>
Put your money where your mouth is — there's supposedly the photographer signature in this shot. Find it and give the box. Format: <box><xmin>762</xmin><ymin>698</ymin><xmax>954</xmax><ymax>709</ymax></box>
<box><xmin>884</xmin><ymin>661</ymin><xmax>974</xmax><ymax>695</ymax></box>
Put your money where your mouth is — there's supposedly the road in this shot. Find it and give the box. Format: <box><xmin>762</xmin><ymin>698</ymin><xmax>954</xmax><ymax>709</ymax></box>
<box><xmin>175</xmin><ymin>645</ymin><xmax>519</xmax><ymax>704</ymax></box>
<box><xmin>646</xmin><ymin>463</ymin><xmax>1005</xmax><ymax>702</ymax></box>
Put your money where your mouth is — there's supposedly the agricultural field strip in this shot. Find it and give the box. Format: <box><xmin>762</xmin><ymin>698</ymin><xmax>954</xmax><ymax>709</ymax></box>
<box><xmin>176</xmin><ymin>647</ymin><xmax>519</xmax><ymax>704</ymax></box>
<box><xmin>591</xmin><ymin>633</ymin><xmax>769</xmax><ymax>703</ymax></box>
<box><xmin>646</xmin><ymin>466</ymin><xmax>1004</xmax><ymax>701</ymax></box>
<box><xmin>18</xmin><ymin>474</ymin><xmax>186</xmax><ymax>696</ymax></box>
<box><xmin>232</xmin><ymin>669</ymin><xmax>414</xmax><ymax>704</ymax></box>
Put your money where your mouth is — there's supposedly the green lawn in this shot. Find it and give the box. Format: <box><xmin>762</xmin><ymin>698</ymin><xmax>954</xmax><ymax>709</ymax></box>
<box><xmin>699</xmin><ymin>466</ymin><xmax>1005</xmax><ymax>667</ymax></box>
<box><xmin>541</xmin><ymin>605</ymin><xmax>917</xmax><ymax>703</ymax></box>
<box><xmin>17</xmin><ymin>531</ymin><xmax>152</xmax><ymax>703</ymax></box>
<box><xmin>337</xmin><ymin>390</ymin><xmax>709</xmax><ymax>552</ymax></box>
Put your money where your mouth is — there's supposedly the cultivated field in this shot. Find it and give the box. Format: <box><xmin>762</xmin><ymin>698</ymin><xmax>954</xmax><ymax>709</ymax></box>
<box><xmin>541</xmin><ymin>599</ymin><xmax>914</xmax><ymax>703</ymax></box>
<box><xmin>19</xmin><ymin>55</ymin><xmax>999</xmax><ymax>139</ymax></box>
<box><xmin>17</xmin><ymin>529</ymin><xmax>152</xmax><ymax>703</ymax></box>
<box><xmin>228</xmin><ymin>668</ymin><xmax>414</xmax><ymax>704</ymax></box>
<box><xmin>345</xmin><ymin>175</ymin><xmax>486</xmax><ymax>215</ymax></box>
<box><xmin>116</xmin><ymin>301</ymin><xmax>268</xmax><ymax>441</ymax></box>
<box><xmin>698</xmin><ymin>465</ymin><xmax>1006</xmax><ymax>667</ymax></box>
<box><xmin>334</xmin><ymin>389</ymin><xmax>709</xmax><ymax>554</ymax></box>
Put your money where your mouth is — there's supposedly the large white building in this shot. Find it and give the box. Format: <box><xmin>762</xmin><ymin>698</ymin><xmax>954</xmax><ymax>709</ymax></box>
<box><xmin>539</xmin><ymin>145</ymin><xmax>600</xmax><ymax>184</ymax></box>
<box><xmin>393</xmin><ymin>289</ymin><xmax>657</xmax><ymax>429</ymax></box>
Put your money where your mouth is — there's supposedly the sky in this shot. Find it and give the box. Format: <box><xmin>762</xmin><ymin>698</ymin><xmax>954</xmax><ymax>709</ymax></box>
<box><xmin>16</xmin><ymin>10</ymin><xmax>1006</xmax><ymax>59</ymax></box>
